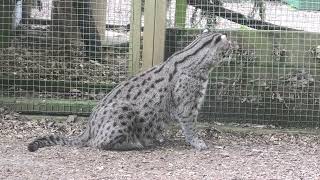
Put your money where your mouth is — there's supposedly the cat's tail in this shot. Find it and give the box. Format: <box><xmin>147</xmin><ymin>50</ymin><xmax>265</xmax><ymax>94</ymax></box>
<box><xmin>27</xmin><ymin>127</ymin><xmax>90</xmax><ymax>152</ymax></box>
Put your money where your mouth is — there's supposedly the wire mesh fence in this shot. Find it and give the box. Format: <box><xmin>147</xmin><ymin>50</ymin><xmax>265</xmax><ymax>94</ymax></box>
<box><xmin>1</xmin><ymin>0</ymin><xmax>320</xmax><ymax>127</ymax></box>
<box><xmin>166</xmin><ymin>0</ymin><xmax>320</xmax><ymax>127</ymax></box>
<box><xmin>0</xmin><ymin>0</ymin><xmax>136</xmax><ymax>114</ymax></box>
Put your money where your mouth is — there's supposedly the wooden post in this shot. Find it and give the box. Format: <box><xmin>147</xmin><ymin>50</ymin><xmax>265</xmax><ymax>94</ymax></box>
<box><xmin>142</xmin><ymin>0</ymin><xmax>167</xmax><ymax>70</ymax></box>
<box><xmin>129</xmin><ymin>0</ymin><xmax>142</xmax><ymax>76</ymax></box>
<box><xmin>22</xmin><ymin>0</ymin><xmax>33</xmax><ymax>24</ymax></box>
<box><xmin>175</xmin><ymin>0</ymin><xmax>187</xmax><ymax>28</ymax></box>
<box><xmin>51</xmin><ymin>0</ymin><xmax>78</xmax><ymax>40</ymax></box>
<box><xmin>0</xmin><ymin>1</ymin><xmax>14</xmax><ymax>48</ymax></box>
<box><xmin>91</xmin><ymin>0</ymin><xmax>107</xmax><ymax>42</ymax></box>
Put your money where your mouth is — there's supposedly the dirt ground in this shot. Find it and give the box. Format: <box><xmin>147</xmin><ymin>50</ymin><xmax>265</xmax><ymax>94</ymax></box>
<box><xmin>0</xmin><ymin>108</ymin><xmax>320</xmax><ymax>180</ymax></box>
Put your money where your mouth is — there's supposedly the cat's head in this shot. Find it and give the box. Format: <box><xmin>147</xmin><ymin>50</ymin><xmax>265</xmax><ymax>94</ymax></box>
<box><xmin>208</xmin><ymin>33</ymin><xmax>232</xmax><ymax>62</ymax></box>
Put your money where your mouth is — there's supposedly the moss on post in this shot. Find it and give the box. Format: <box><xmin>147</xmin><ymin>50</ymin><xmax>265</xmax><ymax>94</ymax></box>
<box><xmin>175</xmin><ymin>0</ymin><xmax>187</xmax><ymax>28</ymax></box>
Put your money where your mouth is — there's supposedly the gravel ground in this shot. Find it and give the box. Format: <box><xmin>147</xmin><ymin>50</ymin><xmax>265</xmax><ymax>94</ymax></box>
<box><xmin>1</xmin><ymin>108</ymin><xmax>320</xmax><ymax>179</ymax></box>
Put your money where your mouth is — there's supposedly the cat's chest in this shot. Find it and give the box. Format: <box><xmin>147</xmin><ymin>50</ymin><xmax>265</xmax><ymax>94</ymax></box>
<box><xmin>196</xmin><ymin>80</ymin><xmax>209</xmax><ymax>108</ymax></box>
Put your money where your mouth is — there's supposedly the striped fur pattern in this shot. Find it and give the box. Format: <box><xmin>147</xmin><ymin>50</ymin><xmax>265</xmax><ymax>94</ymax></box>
<box><xmin>28</xmin><ymin>32</ymin><xmax>231</xmax><ymax>152</ymax></box>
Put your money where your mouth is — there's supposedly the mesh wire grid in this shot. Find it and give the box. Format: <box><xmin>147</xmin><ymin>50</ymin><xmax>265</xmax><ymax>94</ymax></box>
<box><xmin>166</xmin><ymin>0</ymin><xmax>320</xmax><ymax>127</ymax></box>
<box><xmin>0</xmin><ymin>0</ymin><xmax>134</xmax><ymax>115</ymax></box>
<box><xmin>1</xmin><ymin>0</ymin><xmax>320</xmax><ymax>127</ymax></box>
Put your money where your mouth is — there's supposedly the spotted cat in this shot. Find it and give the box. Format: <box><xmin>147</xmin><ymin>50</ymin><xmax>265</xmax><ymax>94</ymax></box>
<box><xmin>28</xmin><ymin>32</ymin><xmax>231</xmax><ymax>152</ymax></box>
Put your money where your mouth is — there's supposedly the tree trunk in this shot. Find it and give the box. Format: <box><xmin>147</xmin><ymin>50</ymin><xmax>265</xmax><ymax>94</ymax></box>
<box><xmin>0</xmin><ymin>0</ymin><xmax>14</xmax><ymax>48</ymax></box>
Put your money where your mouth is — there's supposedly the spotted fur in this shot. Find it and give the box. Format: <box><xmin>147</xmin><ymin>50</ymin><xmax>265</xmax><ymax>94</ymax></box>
<box><xmin>28</xmin><ymin>32</ymin><xmax>231</xmax><ymax>152</ymax></box>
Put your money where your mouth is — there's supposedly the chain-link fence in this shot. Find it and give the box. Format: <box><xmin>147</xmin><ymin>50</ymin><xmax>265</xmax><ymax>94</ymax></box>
<box><xmin>1</xmin><ymin>0</ymin><xmax>320</xmax><ymax>127</ymax></box>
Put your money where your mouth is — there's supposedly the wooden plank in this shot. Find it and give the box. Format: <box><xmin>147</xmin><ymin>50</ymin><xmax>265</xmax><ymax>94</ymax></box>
<box><xmin>175</xmin><ymin>0</ymin><xmax>187</xmax><ymax>28</ymax></box>
<box><xmin>0</xmin><ymin>77</ymin><xmax>115</xmax><ymax>93</ymax></box>
<box><xmin>21</xmin><ymin>0</ymin><xmax>33</xmax><ymax>24</ymax></box>
<box><xmin>91</xmin><ymin>0</ymin><xmax>107</xmax><ymax>42</ymax></box>
<box><xmin>142</xmin><ymin>0</ymin><xmax>167</xmax><ymax>70</ymax></box>
<box><xmin>0</xmin><ymin>97</ymin><xmax>95</xmax><ymax>115</ymax></box>
<box><xmin>142</xmin><ymin>0</ymin><xmax>156</xmax><ymax>70</ymax></box>
<box><xmin>0</xmin><ymin>0</ymin><xmax>14</xmax><ymax>48</ymax></box>
<box><xmin>51</xmin><ymin>0</ymin><xmax>78</xmax><ymax>39</ymax></box>
<box><xmin>129</xmin><ymin>0</ymin><xmax>142</xmax><ymax>75</ymax></box>
<box><xmin>153</xmin><ymin>0</ymin><xmax>167</xmax><ymax>65</ymax></box>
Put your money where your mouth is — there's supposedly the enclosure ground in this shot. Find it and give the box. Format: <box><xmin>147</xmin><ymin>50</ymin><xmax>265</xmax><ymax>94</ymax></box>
<box><xmin>0</xmin><ymin>111</ymin><xmax>319</xmax><ymax>179</ymax></box>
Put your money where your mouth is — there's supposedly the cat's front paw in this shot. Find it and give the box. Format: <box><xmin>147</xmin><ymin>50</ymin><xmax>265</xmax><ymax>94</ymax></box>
<box><xmin>190</xmin><ymin>138</ymin><xmax>208</xmax><ymax>151</ymax></box>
